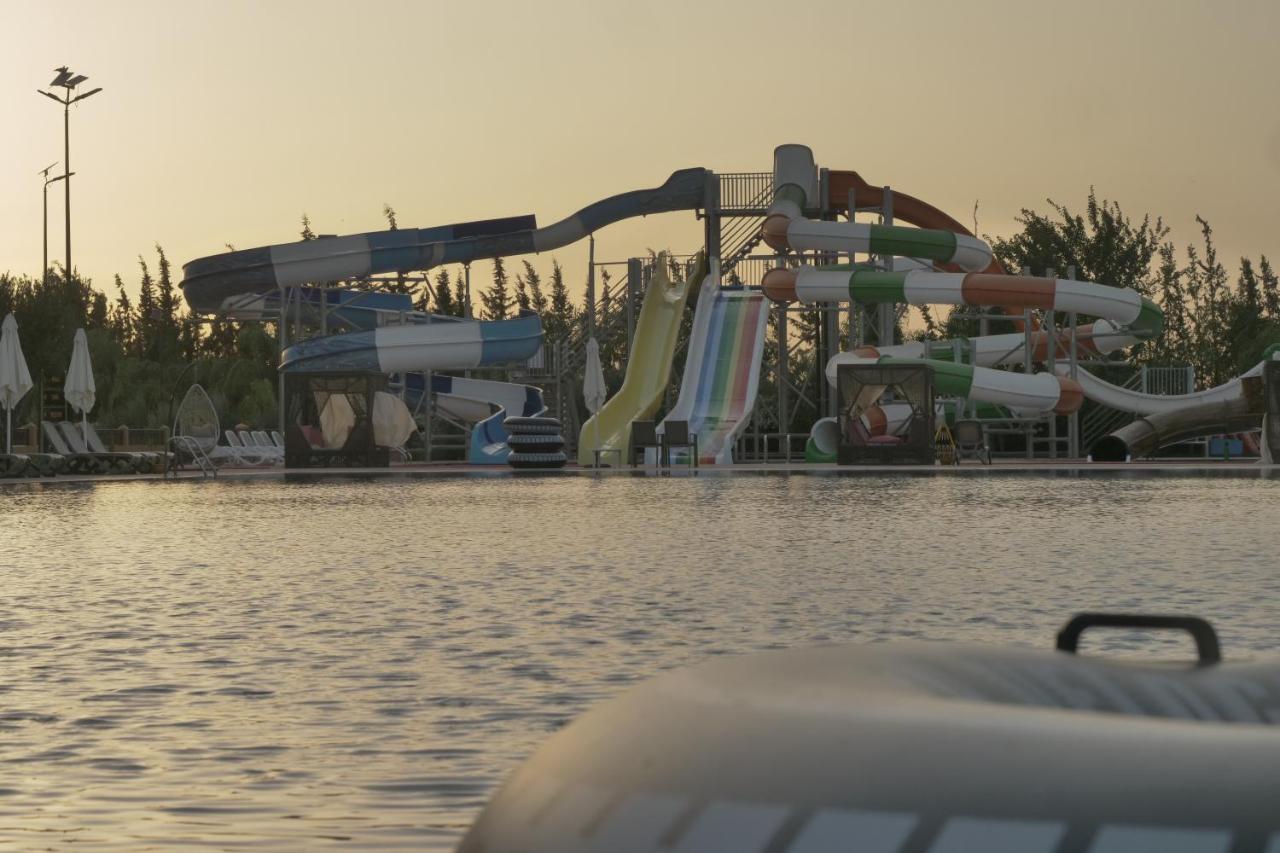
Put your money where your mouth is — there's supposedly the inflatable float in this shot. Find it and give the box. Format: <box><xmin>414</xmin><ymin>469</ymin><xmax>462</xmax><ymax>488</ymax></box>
<box><xmin>459</xmin><ymin>614</ymin><xmax>1280</xmax><ymax>852</ymax></box>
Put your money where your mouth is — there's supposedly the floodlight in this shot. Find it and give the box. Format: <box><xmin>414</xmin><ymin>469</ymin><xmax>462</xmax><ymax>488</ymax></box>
<box><xmin>50</xmin><ymin>67</ymin><xmax>71</xmax><ymax>87</ymax></box>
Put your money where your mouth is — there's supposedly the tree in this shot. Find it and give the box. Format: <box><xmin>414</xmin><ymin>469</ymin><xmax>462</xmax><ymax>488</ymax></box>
<box><xmin>300</xmin><ymin>214</ymin><xmax>316</xmax><ymax>241</ymax></box>
<box><xmin>521</xmin><ymin>260</ymin><xmax>548</xmax><ymax>317</ymax></box>
<box><xmin>546</xmin><ymin>258</ymin><xmax>575</xmax><ymax>340</ymax></box>
<box><xmin>1259</xmin><ymin>256</ymin><xmax>1279</xmax><ymax>319</ymax></box>
<box><xmin>513</xmin><ymin>270</ymin><xmax>530</xmax><ymax>312</ymax></box>
<box><xmin>990</xmin><ymin>189</ymin><xmax>1168</xmax><ymax>295</ymax></box>
<box><xmin>480</xmin><ymin>258</ymin><xmax>511</xmax><ymax>321</ymax></box>
<box><xmin>136</xmin><ymin>257</ymin><xmax>157</xmax><ymax>359</ymax></box>
<box><xmin>109</xmin><ymin>274</ymin><xmax>134</xmax><ymax>351</ymax></box>
<box><xmin>155</xmin><ymin>245</ymin><xmax>184</xmax><ymax>358</ymax></box>
<box><xmin>432</xmin><ymin>268</ymin><xmax>458</xmax><ymax>316</ymax></box>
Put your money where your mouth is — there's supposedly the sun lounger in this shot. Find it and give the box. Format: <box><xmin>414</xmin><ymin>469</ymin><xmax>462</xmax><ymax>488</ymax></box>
<box><xmin>56</xmin><ymin>421</ymin><xmax>138</xmax><ymax>474</ymax></box>
<box><xmin>240</xmin><ymin>430</ymin><xmax>282</xmax><ymax>462</ymax></box>
<box><xmin>270</xmin><ymin>430</ymin><xmax>285</xmax><ymax>448</ymax></box>
<box><xmin>218</xmin><ymin>430</ymin><xmax>275</xmax><ymax>466</ymax></box>
<box><xmin>41</xmin><ymin>421</ymin><xmax>111</xmax><ymax>474</ymax></box>
<box><xmin>249</xmin><ymin>431</ymin><xmax>284</xmax><ymax>459</ymax></box>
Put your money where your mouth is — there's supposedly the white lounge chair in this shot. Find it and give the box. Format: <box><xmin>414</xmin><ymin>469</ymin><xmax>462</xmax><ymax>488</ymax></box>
<box><xmin>243</xmin><ymin>430</ymin><xmax>283</xmax><ymax>462</ymax></box>
<box><xmin>217</xmin><ymin>429</ymin><xmax>274</xmax><ymax>466</ymax></box>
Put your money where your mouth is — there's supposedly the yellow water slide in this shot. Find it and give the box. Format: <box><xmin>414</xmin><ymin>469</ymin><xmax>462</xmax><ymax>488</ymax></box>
<box><xmin>577</xmin><ymin>253</ymin><xmax>706</xmax><ymax>466</ymax></box>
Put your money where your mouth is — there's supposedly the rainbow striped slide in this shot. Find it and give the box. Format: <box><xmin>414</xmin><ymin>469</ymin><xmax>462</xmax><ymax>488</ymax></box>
<box><xmin>657</xmin><ymin>284</ymin><xmax>769</xmax><ymax>464</ymax></box>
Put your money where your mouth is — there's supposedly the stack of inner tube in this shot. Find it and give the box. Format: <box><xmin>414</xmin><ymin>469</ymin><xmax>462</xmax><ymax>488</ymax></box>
<box><xmin>505</xmin><ymin>416</ymin><xmax>567</xmax><ymax>469</ymax></box>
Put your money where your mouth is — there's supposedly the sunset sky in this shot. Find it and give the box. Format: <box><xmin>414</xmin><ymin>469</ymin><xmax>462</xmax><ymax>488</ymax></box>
<box><xmin>3</xmin><ymin>0</ymin><xmax>1279</xmax><ymax>304</ymax></box>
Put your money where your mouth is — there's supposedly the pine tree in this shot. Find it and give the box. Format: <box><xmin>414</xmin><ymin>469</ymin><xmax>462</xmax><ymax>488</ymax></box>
<box><xmin>547</xmin><ymin>258</ymin><xmax>575</xmax><ymax>340</ymax></box>
<box><xmin>1239</xmin><ymin>258</ymin><xmax>1261</xmax><ymax>313</ymax></box>
<box><xmin>480</xmin><ymin>258</ymin><xmax>510</xmax><ymax>320</ymax></box>
<box><xmin>522</xmin><ymin>260</ymin><xmax>548</xmax><ymax>316</ymax></box>
<box><xmin>433</xmin><ymin>268</ymin><xmax>457</xmax><ymax>316</ymax></box>
<box><xmin>1260</xmin><ymin>256</ymin><xmax>1279</xmax><ymax>318</ymax></box>
<box><xmin>136</xmin><ymin>257</ymin><xmax>157</xmax><ymax>359</ymax></box>
<box><xmin>154</xmin><ymin>245</ymin><xmax>182</xmax><ymax>359</ymax></box>
<box><xmin>300</xmin><ymin>215</ymin><xmax>316</xmax><ymax>241</ymax></box>
<box><xmin>514</xmin><ymin>270</ymin><xmax>531</xmax><ymax>312</ymax></box>
<box><xmin>383</xmin><ymin>204</ymin><xmax>398</xmax><ymax>230</ymax></box>
<box><xmin>109</xmin><ymin>274</ymin><xmax>134</xmax><ymax>352</ymax></box>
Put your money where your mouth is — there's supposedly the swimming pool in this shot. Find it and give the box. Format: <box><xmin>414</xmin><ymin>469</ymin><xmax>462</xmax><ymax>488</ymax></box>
<box><xmin>1</xmin><ymin>472</ymin><xmax>1277</xmax><ymax>849</ymax></box>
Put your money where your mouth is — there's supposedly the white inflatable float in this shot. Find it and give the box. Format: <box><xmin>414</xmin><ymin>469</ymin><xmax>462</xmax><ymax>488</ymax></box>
<box><xmin>459</xmin><ymin>614</ymin><xmax>1280</xmax><ymax>852</ymax></box>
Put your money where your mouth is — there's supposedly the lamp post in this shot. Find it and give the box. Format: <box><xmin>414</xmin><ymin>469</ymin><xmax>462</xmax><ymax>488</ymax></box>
<box><xmin>37</xmin><ymin>66</ymin><xmax>102</xmax><ymax>281</ymax></box>
<box><xmin>38</xmin><ymin>163</ymin><xmax>72</xmax><ymax>282</ymax></box>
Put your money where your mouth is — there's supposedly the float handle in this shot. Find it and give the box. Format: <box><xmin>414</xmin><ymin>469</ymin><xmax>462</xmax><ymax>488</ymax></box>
<box><xmin>1056</xmin><ymin>613</ymin><xmax>1221</xmax><ymax>665</ymax></box>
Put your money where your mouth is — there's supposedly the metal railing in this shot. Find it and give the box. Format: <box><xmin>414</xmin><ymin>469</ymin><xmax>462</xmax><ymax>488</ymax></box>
<box><xmin>1079</xmin><ymin>365</ymin><xmax>1196</xmax><ymax>451</ymax></box>
<box><xmin>96</xmin><ymin>425</ymin><xmax>170</xmax><ymax>452</ymax></box>
<box><xmin>716</xmin><ymin>172</ymin><xmax>773</xmax><ymax>214</ymax></box>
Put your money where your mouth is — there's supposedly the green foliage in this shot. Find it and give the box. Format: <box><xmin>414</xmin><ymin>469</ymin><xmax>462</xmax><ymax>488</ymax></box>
<box><xmin>988</xmin><ymin>192</ymin><xmax>1280</xmax><ymax>387</ymax></box>
<box><xmin>0</xmin><ymin>251</ymin><xmax>281</xmax><ymax>433</ymax></box>
<box><xmin>480</xmin><ymin>258</ymin><xmax>510</xmax><ymax>320</ymax></box>
<box><xmin>990</xmin><ymin>190</ymin><xmax>1168</xmax><ymax>294</ymax></box>
<box><xmin>545</xmin><ymin>259</ymin><xmax>576</xmax><ymax>340</ymax></box>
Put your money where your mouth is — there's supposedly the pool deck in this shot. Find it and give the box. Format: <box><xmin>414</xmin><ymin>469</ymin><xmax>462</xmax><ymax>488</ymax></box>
<box><xmin>2</xmin><ymin>458</ymin><xmax>1275</xmax><ymax>486</ymax></box>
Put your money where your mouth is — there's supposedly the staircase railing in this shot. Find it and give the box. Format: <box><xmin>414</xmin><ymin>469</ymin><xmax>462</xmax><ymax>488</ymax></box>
<box><xmin>167</xmin><ymin>435</ymin><xmax>217</xmax><ymax>479</ymax></box>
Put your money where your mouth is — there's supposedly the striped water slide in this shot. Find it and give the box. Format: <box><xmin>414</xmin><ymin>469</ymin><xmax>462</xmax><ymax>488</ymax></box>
<box><xmin>655</xmin><ymin>285</ymin><xmax>769</xmax><ymax>464</ymax></box>
<box><xmin>279</xmin><ymin>310</ymin><xmax>542</xmax><ymax>374</ymax></box>
<box><xmin>576</xmin><ymin>255</ymin><xmax>706</xmax><ymax>466</ymax></box>
<box><xmin>180</xmin><ymin>168</ymin><xmax>710</xmax><ymax>315</ymax></box>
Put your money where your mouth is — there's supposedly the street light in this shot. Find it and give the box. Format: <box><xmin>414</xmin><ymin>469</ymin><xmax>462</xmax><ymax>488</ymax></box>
<box><xmin>38</xmin><ymin>163</ymin><xmax>73</xmax><ymax>282</ymax></box>
<box><xmin>36</xmin><ymin>66</ymin><xmax>103</xmax><ymax>282</ymax></box>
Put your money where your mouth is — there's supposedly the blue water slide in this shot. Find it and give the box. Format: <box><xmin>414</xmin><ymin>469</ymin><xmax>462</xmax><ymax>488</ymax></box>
<box><xmin>279</xmin><ymin>310</ymin><xmax>542</xmax><ymax>374</ymax></box>
<box><xmin>402</xmin><ymin>373</ymin><xmax>546</xmax><ymax>465</ymax></box>
<box><xmin>179</xmin><ymin>167</ymin><xmax>709</xmax><ymax>314</ymax></box>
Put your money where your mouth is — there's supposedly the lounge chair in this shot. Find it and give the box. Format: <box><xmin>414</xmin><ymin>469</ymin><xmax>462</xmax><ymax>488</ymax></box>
<box><xmin>245</xmin><ymin>430</ymin><xmax>283</xmax><ymax>463</ymax></box>
<box><xmin>270</xmin><ymin>430</ymin><xmax>285</xmax><ymax>448</ymax></box>
<box><xmin>84</xmin><ymin>423</ymin><xmax>167</xmax><ymax>473</ymax></box>
<box><xmin>218</xmin><ymin>430</ymin><xmax>274</xmax><ymax>466</ymax></box>
<box><xmin>630</xmin><ymin>420</ymin><xmax>662</xmax><ymax>467</ymax></box>
<box><xmin>41</xmin><ymin>421</ymin><xmax>111</xmax><ymax>474</ymax></box>
<box><xmin>954</xmin><ymin>419</ymin><xmax>991</xmax><ymax>465</ymax></box>
<box><xmin>56</xmin><ymin>421</ymin><xmax>139</xmax><ymax>473</ymax></box>
<box><xmin>662</xmin><ymin>420</ymin><xmax>699</xmax><ymax>468</ymax></box>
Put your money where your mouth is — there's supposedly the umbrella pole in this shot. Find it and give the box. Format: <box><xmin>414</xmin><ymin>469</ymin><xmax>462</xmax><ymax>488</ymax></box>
<box><xmin>5</xmin><ymin>408</ymin><xmax>10</xmax><ymax>455</ymax></box>
<box><xmin>82</xmin><ymin>411</ymin><xmax>88</xmax><ymax>446</ymax></box>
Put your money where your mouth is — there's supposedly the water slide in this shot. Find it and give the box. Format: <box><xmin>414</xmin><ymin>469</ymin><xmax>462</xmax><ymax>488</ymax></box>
<box><xmin>180</xmin><ymin>168</ymin><xmax>709</xmax><ymax>314</ymax></box>
<box><xmin>403</xmin><ymin>372</ymin><xmax>546</xmax><ymax>464</ymax></box>
<box><xmin>654</xmin><ymin>283</ymin><xmax>769</xmax><ymax>464</ymax></box>
<box><xmin>757</xmin><ymin>144</ymin><xmax>1280</xmax><ymax>460</ymax></box>
<box><xmin>576</xmin><ymin>254</ymin><xmax>707</xmax><ymax>466</ymax></box>
<box><xmin>181</xmin><ymin>168</ymin><xmax>711</xmax><ymax>461</ymax></box>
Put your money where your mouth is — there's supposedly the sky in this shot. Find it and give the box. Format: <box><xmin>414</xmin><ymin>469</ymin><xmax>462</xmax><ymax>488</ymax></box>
<box><xmin>3</xmin><ymin>0</ymin><xmax>1280</xmax><ymax>305</ymax></box>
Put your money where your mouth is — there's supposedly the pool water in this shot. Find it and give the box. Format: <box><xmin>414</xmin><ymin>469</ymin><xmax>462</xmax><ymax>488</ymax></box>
<box><xmin>1</xmin><ymin>472</ymin><xmax>1278</xmax><ymax>849</ymax></box>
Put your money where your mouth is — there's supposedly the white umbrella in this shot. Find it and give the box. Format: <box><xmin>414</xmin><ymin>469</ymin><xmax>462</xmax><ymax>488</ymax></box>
<box><xmin>582</xmin><ymin>337</ymin><xmax>607</xmax><ymax>465</ymax></box>
<box><xmin>65</xmin><ymin>328</ymin><xmax>97</xmax><ymax>444</ymax></box>
<box><xmin>0</xmin><ymin>314</ymin><xmax>34</xmax><ymax>454</ymax></box>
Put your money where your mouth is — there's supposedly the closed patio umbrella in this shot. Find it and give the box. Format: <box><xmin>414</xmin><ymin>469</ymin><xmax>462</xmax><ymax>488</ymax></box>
<box><xmin>583</xmin><ymin>337</ymin><xmax>607</xmax><ymax>465</ymax></box>
<box><xmin>0</xmin><ymin>314</ymin><xmax>34</xmax><ymax>454</ymax></box>
<box><xmin>64</xmin><ymin>328</ymin><xmax>96</xmax><ymax>444</ymax></box>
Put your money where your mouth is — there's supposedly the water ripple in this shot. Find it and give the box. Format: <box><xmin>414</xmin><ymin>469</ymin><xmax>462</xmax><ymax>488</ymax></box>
<box><xmin>0</xmin><ymin>472</ymin><xmax>1276</xmax><ymax>849</ymax></box>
